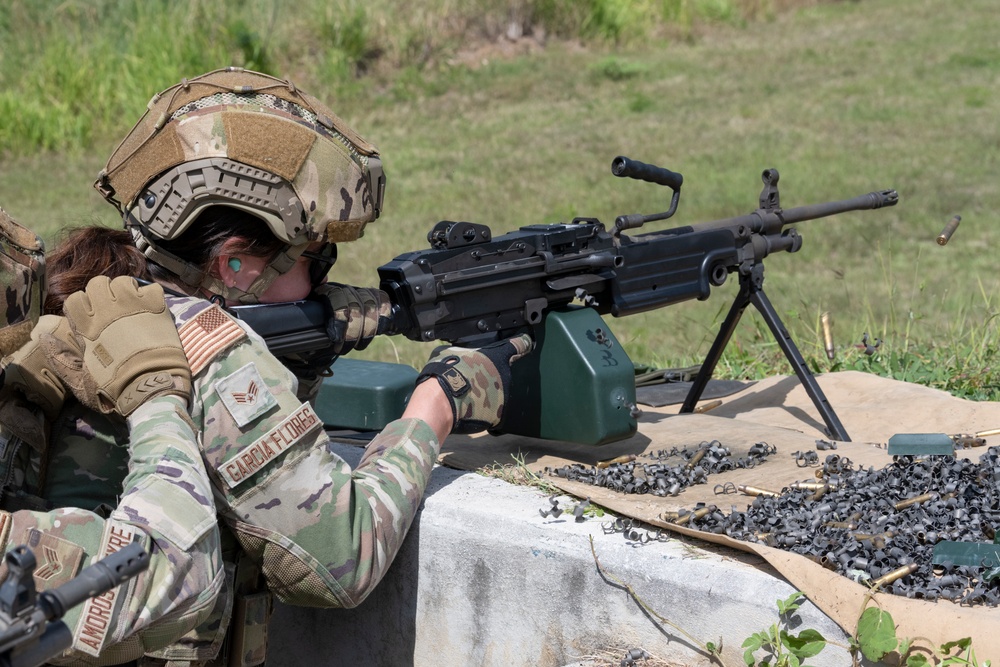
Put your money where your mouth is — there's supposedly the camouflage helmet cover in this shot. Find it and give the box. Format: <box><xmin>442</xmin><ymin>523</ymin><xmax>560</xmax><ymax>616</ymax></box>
<box><xmin>96</xmin><ymin>67</ymin><xmax>385</xmax><ymax>246</ymax></box>
<box><xmin>0</xmin><ymin>209</ymin><xmax>45</xmax><ymax>357</ymax></box>
<box><xmin>95</xmin><ymin>67</ymin><xmax>385</xmax><ymax>245</ymax></box>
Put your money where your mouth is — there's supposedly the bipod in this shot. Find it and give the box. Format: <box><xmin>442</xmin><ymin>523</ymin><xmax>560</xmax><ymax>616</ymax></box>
<box><xmin>679</xmin><ymin>263</ymin><xmax>851</xmax><ymax>442</ymax></box>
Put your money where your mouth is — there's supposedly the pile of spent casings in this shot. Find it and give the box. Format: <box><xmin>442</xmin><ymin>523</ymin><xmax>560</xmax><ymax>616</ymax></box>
<box><xmin>548</xmin><ymin>444</ymin><xmax>1000</xmax><ymax>606</ymax></box>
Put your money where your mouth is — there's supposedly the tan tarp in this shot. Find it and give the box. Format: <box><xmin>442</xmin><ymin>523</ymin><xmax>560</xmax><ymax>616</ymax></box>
<box><xmin>438</xmin><ymin>371</ymin><xmax>1000</xmax><ymax>661</ymax></box>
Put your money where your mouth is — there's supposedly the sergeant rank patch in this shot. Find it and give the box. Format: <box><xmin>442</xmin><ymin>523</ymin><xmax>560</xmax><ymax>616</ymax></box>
<box><xmin>22</xmin><ymin>528</ymin><xmax>84</xmax><ymax>589</ymax></box>
<box><xmin>216</xmin><ymin>362</ymin><xmax>279</xmax><ymax>428</ymax></box>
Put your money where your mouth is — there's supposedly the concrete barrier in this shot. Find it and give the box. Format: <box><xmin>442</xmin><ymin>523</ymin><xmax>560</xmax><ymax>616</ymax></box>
<box><xmin>267</xmin><ymin>442</ymin><xmax>854</xmax><ymax>666</ymax></box>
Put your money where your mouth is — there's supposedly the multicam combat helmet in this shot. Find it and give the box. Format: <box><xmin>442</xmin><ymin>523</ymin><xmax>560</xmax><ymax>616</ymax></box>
<box><xmin>94</xmin><ymin>67</ymin><xmax>385</xmax><ymax>303</ymax></box>
<box><xmin>0</xmin><ymin>209</ymin><xmax>45</xmax><ymax>357</ymax></box>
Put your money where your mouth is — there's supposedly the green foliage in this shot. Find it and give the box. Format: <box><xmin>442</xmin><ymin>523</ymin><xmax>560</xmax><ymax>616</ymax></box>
<box><xmin>227</xmin><ymin>19</ymin><xmax>275</xmax><ymax>74</ymax></box>
<box><xmin>851</xmin><ymin>605</ymin><xmax>991</xmax><ymax>666</ymax></box>
<box><xmin>0</xmin><ymin>0</ymin><xmax>806</xmax><ymax>156</ymax></box>
<box><xmin>590</xmin><ymin>56</ymin><xmax>648</xmax><ymax>81</ymax></box>
<box><xmin>581</xmin><ymin>0</ymin><xmax>657</xmax><ymax>41</ymax></box>
<box><xmin>661</xmin><ymin>0</ymin><xmax>741</xmax><ymax>28</ymax></box>
<box><xmin>737</xmin><ymin>595</ymin><xmax>992</xmax><ymax>667</ymax></box>
<box><xmin>315</xmin><ymin>1</ymin><xmax>376</xmax><ymax>80</ymax></box>
<box><xmin>742</xmin><ymin>592</ymin><xmax>828</xmax><ymax>666</ymax></box>
<box><xmin>855</xmin><ymin>607</ymin><xmax>897</xmax><ymax>662</ymax></box>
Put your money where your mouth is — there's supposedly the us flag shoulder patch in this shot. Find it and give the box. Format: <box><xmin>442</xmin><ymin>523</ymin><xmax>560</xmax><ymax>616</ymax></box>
<box><xmin>177</xmin><ymin>304</ymin><xmax>247</xmax><ymax>376</ymax></box>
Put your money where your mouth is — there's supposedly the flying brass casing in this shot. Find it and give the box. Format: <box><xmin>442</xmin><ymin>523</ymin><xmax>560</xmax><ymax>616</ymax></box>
<box><xmin>936</xmin><ymin>215</ymin><xmax>961</xmax><ymax>246</ymax></box>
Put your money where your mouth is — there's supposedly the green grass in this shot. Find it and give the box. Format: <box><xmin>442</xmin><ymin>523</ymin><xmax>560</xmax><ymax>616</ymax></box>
<box><xmin>2</xmin><ymin>0</ymin><xmax>999</xmax><ymax>398</ymax></box>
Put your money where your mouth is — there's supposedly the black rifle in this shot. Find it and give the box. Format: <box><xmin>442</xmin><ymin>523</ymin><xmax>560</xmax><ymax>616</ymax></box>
<box><xmin>0</xmin><ymin>542</ymin><xmax>149</xmax><ymax>667</ymax></box>
<box><xmin>230</xmin><ymin>158</ymin><xmax>898</xmax><ymax>442</ymax></box>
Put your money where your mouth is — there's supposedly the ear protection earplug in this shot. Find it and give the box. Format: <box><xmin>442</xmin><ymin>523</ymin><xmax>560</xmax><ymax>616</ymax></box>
<box><xmin>228</xmin><ymin>258</ymin><xmax>242</xmax><ymax>272</ymax></box>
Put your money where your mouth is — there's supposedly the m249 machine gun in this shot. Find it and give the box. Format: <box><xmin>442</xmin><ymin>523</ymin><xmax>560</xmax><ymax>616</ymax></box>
<box><xmin>231</xmin><ymin>157</ymin><xmax>898</xmax><ymax>445</ymax></box>
<box><xmin>0</xmin><ymin>542</ymin><xmax>149</xmax><ymax>667</ymax></box>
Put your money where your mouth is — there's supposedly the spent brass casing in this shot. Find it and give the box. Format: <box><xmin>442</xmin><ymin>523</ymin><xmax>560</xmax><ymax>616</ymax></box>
<box><xmin>936</xmin><ymin>215</ymin><xmax>961</xmax><ymax>246</ymax></box>
<box><xmin>737</xmin><ymin>485</ymin><xmax>781</xmax><ymax>498</ymax></box>
<box><xmin>872</xmin><ymin>562</ymin><xmax>918</xmax><ymax>588</ymax></box>
<box><xmin>894</xmin><ymin>492</ymin><xmax>936</xmax><ymax>511</ymax></box>
<box><xmin>821</xmin><ymin>311</ymin><xmax>835</xmax><ymax>360</ymax></box>
<box><xmin>596</xmin><ymin>454</ymin><xmax>637</xmax><ymax>469</ymax></box>
<box><xmin>951</xmin><ymin>434</ymin><xmax>986</xmax><ymax>448</ymax></box>
<box><xmin>686</xmin><ymin>445</ymin><xmax>708</xmax><ymax>469</ymax></box>
<box><xmin>693</xmin><ymin>399</ymin><xmax>722</xmax><ymax>414</ymax></box>
<box><xmin>789</xmin><ymin>482</ymin><xmax>832</xmax><ymax>491</ymax></box>
<box><xmin>824</xmin><ymin>521</ymin><xmax>858</xmax><ymax>530</ymax></box>
<box><xmin>672</xmin><ymin>506</ymin><xmax>715</xmax><ymax>526</ymax></box>
<box><xmin>805</xmin><ymin>554</ymin><xmax>839</xmax><ymax>571</ymax></box>
<box><xmin>852</xmin><ymin>532</ymin><xmax>892</xmax><ymax>550</ymax></box>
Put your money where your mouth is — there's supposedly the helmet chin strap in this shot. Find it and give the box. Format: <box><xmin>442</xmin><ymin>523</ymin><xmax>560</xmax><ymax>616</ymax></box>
<box><xmin>129</xmin><ymin>221</ymin><xmax>310</xmax><ymax>304</ymax></box>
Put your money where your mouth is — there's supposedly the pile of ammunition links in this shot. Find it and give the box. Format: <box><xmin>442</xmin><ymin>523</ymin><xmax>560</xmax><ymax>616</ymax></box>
<box><xmin>547</xmin><ymin>443</ymin><xmax>1000</xmax><ymax>605</ymax></box>
<box><xmin>547</xmin><ymin>440</ymin><xmax>776</xmax><ymax>497</ymax></box>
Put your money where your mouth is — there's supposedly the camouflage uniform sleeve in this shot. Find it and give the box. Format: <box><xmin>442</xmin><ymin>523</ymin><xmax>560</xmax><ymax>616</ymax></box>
<box><xmin>2</xmin><ymin>395</ymin><xmax>224</xmax><ymax>664</ymax></box>
<box><xmin>190</xmin><ymin>317</ymin><xmax>439</xmax><ymax>609</ymax></box>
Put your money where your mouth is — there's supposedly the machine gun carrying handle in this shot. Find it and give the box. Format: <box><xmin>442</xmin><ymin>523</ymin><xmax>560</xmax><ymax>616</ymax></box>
<box><xmin>612</xmin><ymin>156</ymin><xmax>684</xmax><ymax>191</ymax></box>
<box><xmin>611</xmin><ymin>156</ymin><xmax>685</xmax><ymax>232</ymax></box>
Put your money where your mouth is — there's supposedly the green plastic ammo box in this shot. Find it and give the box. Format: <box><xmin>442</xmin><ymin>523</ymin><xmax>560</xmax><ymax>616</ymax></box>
<box><xmin>314</xmin><ymin>308</ymin><xmax>638</xmax><ymax>445</ymax></box>
<box><xmin>314</xmin><ymin>357</ymin><xmax>418</xmax><ymax>431</ymax></box>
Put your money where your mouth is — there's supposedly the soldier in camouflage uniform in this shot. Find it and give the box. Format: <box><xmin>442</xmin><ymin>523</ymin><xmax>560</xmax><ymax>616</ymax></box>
<box><xmin>0</xmin><ymin>226</ymin><xmax>224</xmax><ymax>667</ymax></box>
<box><xmin>38</xmin><ymin>67</ymin><xmax>530</xmax><ymax>666</ymax></box>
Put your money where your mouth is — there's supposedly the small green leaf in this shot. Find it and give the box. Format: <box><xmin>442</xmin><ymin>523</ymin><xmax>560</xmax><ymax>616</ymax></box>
<box><xmin>783</xmin><ymin>628</ymin><xmax>827</xmax><ymax>659</ymax></box>
<box><xmin>777</xmin><ymin>591</ymin><xmax>804</xmax><ymax>615</ymax></box>
<box><xmin>940</xmin><ymin>637</ymin><xmax>972</xmax><ymax>653</ymax></box>
<box><xmin>743</xmin><ymin>635</ymin><xmax>763</xmax><ymax>666</ymax></box>
<box><xmin>906</xmin><ymin>654</ymin><xmax>930</xmax><ymax>667</ymax></box>
<box><xmin>856</xmin><ymin>607</ymin><xmax>898</xmax><ymax>661</ymax></box>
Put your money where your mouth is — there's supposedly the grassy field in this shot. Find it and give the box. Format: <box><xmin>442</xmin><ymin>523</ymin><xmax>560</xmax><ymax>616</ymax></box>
<box><xmin>2</xmin><ymin>0</ymin><xmax>999</xmax><ymax>397</ymax></box>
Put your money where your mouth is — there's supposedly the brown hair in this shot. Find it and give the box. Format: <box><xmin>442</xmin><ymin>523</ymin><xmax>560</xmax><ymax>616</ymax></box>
<box><xmin>44</xmin><ymin>227</ymin><xmax>150</xmax><ymax>314</ymax></box>
<box><xmin>44</xmin><ymin>207</ymin><xmax>285</xmax><ymax>314</ymax></box>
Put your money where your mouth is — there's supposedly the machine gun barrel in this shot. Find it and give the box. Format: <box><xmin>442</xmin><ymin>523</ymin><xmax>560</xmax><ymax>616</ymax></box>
<box><xmin>695</xmin><ymin>189</ymin><xmax>899</xmax><ymax>234</ymax></box>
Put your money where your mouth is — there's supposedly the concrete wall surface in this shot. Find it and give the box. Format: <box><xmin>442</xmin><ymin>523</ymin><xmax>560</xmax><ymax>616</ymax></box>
<box><xmin>267</xmin><ymin>442</ymin><xmax>855</xmax><ymax>666</ymax></box>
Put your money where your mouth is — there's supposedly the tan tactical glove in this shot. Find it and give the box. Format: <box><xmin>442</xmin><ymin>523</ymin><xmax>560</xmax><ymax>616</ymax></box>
<box><xmin>315</xmin><ymin>283</ymin><xmax>392</xmax><ymax>354</ymax></box>
<box><xmin>0</xmin><ymin>315</ymin><xmax>72</xmax><ymax>421</ymax></box>
<box><xmin>416</xmin><ymin>334</ymin><xmax>533</xmax><ymax>434</ymax></box>
<box><xmin>45</xmin><ymin>276</ymin><xmax>192</xmax><ymax>416</ymax></box>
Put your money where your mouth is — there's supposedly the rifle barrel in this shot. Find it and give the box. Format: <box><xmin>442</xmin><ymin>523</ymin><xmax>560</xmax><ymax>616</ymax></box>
<box><xmin>696</xmin><ymin>189</ymin><xmax>899</xmax><ymax>233</ymax></box>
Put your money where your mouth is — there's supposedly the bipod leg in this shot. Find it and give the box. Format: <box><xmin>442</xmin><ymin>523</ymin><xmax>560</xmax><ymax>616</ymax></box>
<box><xmin>749</xmin><ymin>288</ymin><xmax>851</xmax><ymax>442</ymax></box>
<box><xmin>680</xmin><ymin>280</ymin><xmax>751</xmax><ymax>414</ymax></box>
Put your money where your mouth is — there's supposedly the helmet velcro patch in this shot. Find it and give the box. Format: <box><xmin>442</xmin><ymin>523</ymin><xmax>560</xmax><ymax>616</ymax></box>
<box><xmin>113</xmin><ymin>125</ymin><xmax>186</xmax><ymax>207</ymax></box>
<box><xmin>224</xmin><ymin>112</ymin><xmax>315</xmax><ymax>184</ymax></box>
